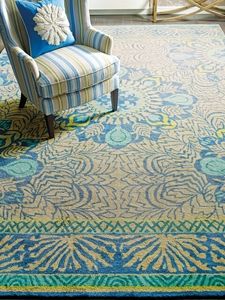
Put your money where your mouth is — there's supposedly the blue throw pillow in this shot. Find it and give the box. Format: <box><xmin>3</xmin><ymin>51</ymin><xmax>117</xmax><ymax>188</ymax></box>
<box><xmin>16</xmin><ymin>0</ymin><xmax>75</xmax><ymax>58</ymax></box>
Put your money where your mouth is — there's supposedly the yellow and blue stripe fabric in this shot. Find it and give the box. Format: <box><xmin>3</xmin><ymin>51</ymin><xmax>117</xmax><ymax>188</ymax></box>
<box><xmin>35</xmin><ymin>45</ymin><xmax>120</xmax><ymax>98</ymax></box>
<box><xmin>42</xmin><ymin>75</ymin><xmax>119</xmax><ymax>115</ymax></box>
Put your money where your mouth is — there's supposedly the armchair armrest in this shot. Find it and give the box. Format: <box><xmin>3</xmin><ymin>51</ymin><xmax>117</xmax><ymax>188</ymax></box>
<box><xmin>84</xmin><ymin>27</ymin><xmax>113</xmax><ymax>55</ymax></box>
<box><xmin>10</xmin><ymin>46</ymin><xmax>41</xmax><ymax>109</ymax></box>
<box><xmin>65</xmin><ymin>1</ymin><xmax>113</xmax><ymax>54</ymax></box>
<box><xmin>11</xmin><ymin>47</ymin><xmax>40</xmax><ymax>80</ymax></box>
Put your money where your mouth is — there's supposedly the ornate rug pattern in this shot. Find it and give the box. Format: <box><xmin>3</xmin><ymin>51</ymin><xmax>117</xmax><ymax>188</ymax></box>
<box><xmin>1</xmin><ymin>24</ymin><xmax>225</xmax><ymax>297</ymax></box>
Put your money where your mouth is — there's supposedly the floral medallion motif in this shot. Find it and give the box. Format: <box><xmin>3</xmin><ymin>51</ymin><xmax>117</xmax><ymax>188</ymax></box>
<box><xmin>33</xmin><ymin>4</ymin><xmax>70</xmax><ymax>45</ymax></box>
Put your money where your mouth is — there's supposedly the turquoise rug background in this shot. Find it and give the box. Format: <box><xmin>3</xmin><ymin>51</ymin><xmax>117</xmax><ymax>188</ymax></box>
<box><xmin>1</xmin><ymin>24</ymin><xmax>225</xmax><ymax>297</ymax></box>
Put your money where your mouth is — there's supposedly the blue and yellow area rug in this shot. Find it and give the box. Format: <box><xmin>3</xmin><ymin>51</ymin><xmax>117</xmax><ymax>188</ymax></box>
<box><xmin>1</xmin><ymin>24</ymin><xmax>225</xmax><ymax>297</ymax></box>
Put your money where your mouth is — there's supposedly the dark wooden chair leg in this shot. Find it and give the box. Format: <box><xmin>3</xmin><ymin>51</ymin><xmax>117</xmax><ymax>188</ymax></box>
<box><xmin>111</xmin><ymin>88</ymin><xmax>119</xmax><ymax>112</ymax></box>
<box><xmin>45</xmin><ymin>115</ymin><xmax>55</xmax><ymax>139</ymax></box>
<box><xmin>19</xmin><ymin>93</ymin><xmax>27</xmax><ymax>108</ymax></box>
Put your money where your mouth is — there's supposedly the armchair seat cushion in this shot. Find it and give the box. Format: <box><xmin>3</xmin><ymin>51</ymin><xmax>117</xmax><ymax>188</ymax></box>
<box><xmin>35</xmin><ymin>44</ymin><xmax>120</xmax><ymax>98</ymax></box>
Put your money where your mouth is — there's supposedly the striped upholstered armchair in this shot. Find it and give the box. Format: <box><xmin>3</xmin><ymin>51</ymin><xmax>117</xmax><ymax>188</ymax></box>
<box><xmin>0</xmin><ymin>0</ymin><xmax>120</xmax><ymax>138</ymax></box>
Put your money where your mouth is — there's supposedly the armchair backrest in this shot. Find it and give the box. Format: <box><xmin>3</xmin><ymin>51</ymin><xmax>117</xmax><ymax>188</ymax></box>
<box><xmin>65</xmin><ymin>0</ymin><xmax>91</xmax><ymax>44</ymax></box>
<box><xmin>0</xmin><ymin>0</ymin><xmax>91</xmax><ymax>55</ymax></box>
<box><xmin>0</xmin><ymin>0</ymin><xmax>30</xmax><ymax>52</ymax></box>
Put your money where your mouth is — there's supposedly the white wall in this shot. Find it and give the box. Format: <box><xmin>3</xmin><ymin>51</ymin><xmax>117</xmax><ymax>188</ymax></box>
<box><xmin>89</xmin><ymin>0</ymin><xmax>150</xmax><ymax>10</ymax></box>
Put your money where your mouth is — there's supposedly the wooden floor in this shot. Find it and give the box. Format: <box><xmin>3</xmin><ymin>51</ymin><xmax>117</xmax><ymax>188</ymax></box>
<box><xmin>91</xmin><ymin>14</ymin><xmax>225</xmax><ymax>33</ymax></box>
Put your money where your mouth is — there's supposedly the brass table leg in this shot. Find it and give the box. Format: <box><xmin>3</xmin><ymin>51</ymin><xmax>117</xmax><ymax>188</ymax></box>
<box><xmin>152</xmin><ymin>0</ymin><xmax>158</xmax><ymax>23</ymax></box>
<box><xmin>150</xmin><ymin>0</ymin><xmax>225</xmax><ymax>22</ymax></box>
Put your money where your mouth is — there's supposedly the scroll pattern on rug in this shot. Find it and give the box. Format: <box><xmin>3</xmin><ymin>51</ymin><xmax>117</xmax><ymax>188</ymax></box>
<box><xmin>1</xmin><ymin>25</ymin><xmax>225</xmax><ymax>296</ymax></box>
